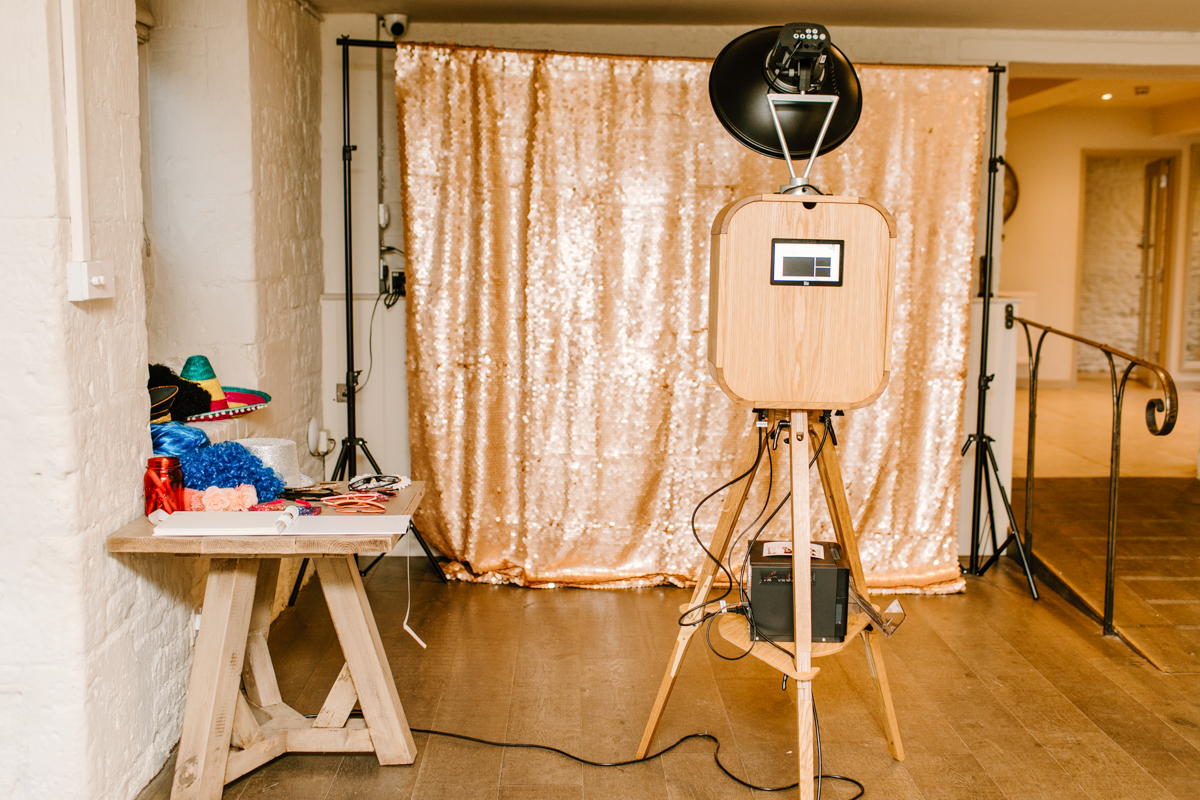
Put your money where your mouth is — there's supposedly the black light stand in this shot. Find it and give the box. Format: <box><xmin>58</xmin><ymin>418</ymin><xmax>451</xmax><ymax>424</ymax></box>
<box><xmin>288</xmin><ymin>36</ymin><xmax>447</xmax><ymax>606</ymax></box>
<box><xmin>963</xmin><ymin>65</ymin><xmax>1038</xmax><ymax>599</ymax></box>
<box><xmin>331</xmin><ymin>36</ymin><xmax>384</xmax><ymax>483</ymax></box>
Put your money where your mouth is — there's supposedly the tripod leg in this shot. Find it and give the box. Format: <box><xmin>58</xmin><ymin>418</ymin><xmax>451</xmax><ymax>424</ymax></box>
<box><xmin>359</xmin><ymin>440</ymin><xmax>384</xmax><ymax>475</ymax></box>
<box><xmin>790</xmin><ymin>413</ymin><xmax>816</xmax><ymax>800</ymax></box>
<box><xmin>359</xmin><ymin>553</ymin><xmax>385</xmax><ymax>577</ymax></box>
<box><xmin>860</xmin><ymin>628</ymin><xmax>903</xmax><ymax>759</ymax></box>
<box><xmin>287</xmin><ymin>558</ymin><xmax>309</xmax><ymax>607</ymax></box>
<box><xmin>331</xmin><ymin>441</ymin><xmax>351</xmax><ymax>482</ymax></box>
<box><xmin>984</xmin><ymin>440</ymin><xmax>1039</xmax><ymax>599</ymax></box>
<box><xmin>809</xmin><ymin>412</ymin><xmax>904</xmax><ymax>761</ymax></box>
<box><xmin>636</xmin><ymin>411</ymin><xmax>778</xmax><ymax>758</ymax></box>
<box><xmin>983</xmin><ymin>465</ymin><xmax>1000</xmax><ymax>557</ymax></box>
<box><xmin>977</xmin><ymin>454</ymin><xmax>1003</xmax><ymax>574</ymax></box>
<box><xmin>408</xmin><ymin>522</ymin><xmax>448</xmax><ymax>584</ymax></box>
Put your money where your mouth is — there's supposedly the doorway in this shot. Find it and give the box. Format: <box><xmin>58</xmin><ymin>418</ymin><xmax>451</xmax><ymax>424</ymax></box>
<box><xmin>1138</xmin><ymin>157</ymin><xmax>1176</xmax><ymax>370</ymax></box>
<box><xmin>1076</xmin><ymin>152</ymin><xmax>1177</xmax><ymax>375</ymax></box>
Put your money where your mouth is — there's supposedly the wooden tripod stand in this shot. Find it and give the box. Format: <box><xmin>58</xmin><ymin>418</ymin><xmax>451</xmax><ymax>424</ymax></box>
<box><xmin>637</xmin><ymin>410</ymin><xmax>904</xmax><ymax>799</ymax></box>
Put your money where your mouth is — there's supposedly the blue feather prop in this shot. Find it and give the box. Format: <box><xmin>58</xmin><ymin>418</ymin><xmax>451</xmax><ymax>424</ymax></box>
<box><xmin>178</xmin><ymin>441</ymin><xmax>285</xmax><ymax>501</ymax></box>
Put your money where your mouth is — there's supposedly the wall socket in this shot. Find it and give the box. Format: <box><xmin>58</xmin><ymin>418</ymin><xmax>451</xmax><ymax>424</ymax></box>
<box><xmin>336</xmin><ymin>383</ymin><xmax>348</xmax><ymax>402</ymax></box>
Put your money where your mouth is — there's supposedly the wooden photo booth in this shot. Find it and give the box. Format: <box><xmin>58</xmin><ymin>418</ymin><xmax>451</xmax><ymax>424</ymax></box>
<box><xmin>640</xmin><ymin>193</ymin><xmax>901</xmax><ymax>800</ymax></box>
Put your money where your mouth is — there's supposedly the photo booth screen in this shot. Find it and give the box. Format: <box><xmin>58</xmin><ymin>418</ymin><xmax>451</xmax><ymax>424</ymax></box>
<box><xmin>770</xmin><ymin>239</ymin><xmax>844</xmax><ymax>287</ymax></box>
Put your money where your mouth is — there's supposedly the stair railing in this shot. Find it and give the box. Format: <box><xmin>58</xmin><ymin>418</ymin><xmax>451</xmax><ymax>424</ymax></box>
<box><xmin>1005</xmin><ymin>304</ymin><xmax>1178</xmax><ymax>635</ymax></box>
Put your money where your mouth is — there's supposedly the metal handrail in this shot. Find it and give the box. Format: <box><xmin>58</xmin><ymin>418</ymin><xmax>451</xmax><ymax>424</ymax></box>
<box><xmin>1005</xmin><ymin>304</ymin><xmax>1178</xmax><ymax>635</ymax></box>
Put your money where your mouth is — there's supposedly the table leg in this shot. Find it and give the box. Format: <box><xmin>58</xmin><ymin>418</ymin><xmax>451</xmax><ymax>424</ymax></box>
<box><xmin>242</xmin><ymin>559</ymin><xmax>282</xmax><ymax>708</ymax></box>
<box><xmin>172</xmin><ymin>558</ymin><xmax>259</xmax><ymax>800</ymax></box>
<box><xmin>316</xmin><ymin>556</ymin><xmax>417</xmax><ymax>764</ymax></box>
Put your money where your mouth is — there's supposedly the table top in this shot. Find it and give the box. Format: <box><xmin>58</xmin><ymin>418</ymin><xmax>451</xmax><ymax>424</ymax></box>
<box><xmin>106</xmin><ymin>482</ymin><xmax>425</xmax><ymax>557</ymax></box>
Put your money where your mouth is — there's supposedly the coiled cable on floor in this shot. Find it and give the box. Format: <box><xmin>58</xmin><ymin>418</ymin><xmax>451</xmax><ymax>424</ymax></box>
<box><xmin>305</xmin><ymin>712</ymin><xmax>861</xmax><ymax>796</ymax></box>
<box><xmin>406</xmin><ymin>726</ymin><xmax>864</xmax><ymax>797</ymax></box>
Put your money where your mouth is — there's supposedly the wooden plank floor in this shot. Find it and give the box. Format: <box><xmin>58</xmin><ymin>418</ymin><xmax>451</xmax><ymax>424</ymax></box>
<box><xmin>1012</xmin><ymin>477</ymin><xmax>1200</xmax><ymax>674</ymax></box>
<box><xmin>137</xmin><ymin>555</ymin><xmax>1200</xmax><ymax>799</ymax></box>
<box><xmin>1012</xmin><ymin>378</ymin><xmax>1200</xmax><ymax>479</ymax></box>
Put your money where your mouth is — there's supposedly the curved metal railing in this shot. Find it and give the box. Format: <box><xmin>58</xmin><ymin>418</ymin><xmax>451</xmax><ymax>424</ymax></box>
<box><xmin>1005</xmin><ymin>304</ymin><xmax>1178</xmax><ymax>635</ymax></box>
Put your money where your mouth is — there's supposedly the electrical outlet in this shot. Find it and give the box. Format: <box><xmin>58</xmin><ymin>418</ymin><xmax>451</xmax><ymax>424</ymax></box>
<box><xmin>390</xmin><ymin>270</ymin><xmax>406</xmax><ymax>297</ymax></box>
<box><xmin>336</xmin><ymin>383</ymin><xmax>348</xmax><ymax>402</ymax></box>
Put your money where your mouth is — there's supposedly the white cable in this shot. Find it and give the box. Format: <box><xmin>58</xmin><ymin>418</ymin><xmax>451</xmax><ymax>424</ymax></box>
<box><xmin>403</xmin><ymin>540</ymin><xmax>427</xmax><ymax>649</ymax></box>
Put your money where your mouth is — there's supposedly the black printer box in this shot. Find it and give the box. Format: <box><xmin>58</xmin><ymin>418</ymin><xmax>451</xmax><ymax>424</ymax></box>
<box><xmin>748</xmin><ymin>540</ymin><xmax>850</xmax><ymax>643</ymax></box>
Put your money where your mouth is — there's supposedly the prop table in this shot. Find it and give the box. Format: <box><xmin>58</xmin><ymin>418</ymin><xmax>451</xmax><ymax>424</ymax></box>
<box><xmin>107</xmin><ymin>482</ymin><xmax>425</xmax><ymax>800</ymax></box>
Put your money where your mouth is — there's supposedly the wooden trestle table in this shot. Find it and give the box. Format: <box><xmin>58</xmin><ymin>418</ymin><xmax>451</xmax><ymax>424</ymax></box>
<box><xmin>106</xmin><ymin>482</ymin><xmax>426</xmax><ymax>800</ymax></box>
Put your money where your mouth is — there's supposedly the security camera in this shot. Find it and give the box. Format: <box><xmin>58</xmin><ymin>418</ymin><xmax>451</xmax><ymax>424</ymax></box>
<box><xmin>382</xmin><ymin>14</ymin><xmax>408</xmax><ymax>38</ymax></box>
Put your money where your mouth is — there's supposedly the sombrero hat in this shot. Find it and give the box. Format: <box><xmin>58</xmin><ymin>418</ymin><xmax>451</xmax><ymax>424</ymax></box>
<box><xmin>179</xmin><ymin>355</ymin><xmax>271</xmax><ymax>422</ymax></box>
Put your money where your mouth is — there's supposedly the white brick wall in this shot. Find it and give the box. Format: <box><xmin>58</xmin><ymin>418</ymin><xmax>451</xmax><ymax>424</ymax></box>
<box><xmin>0</xmin><ymin>0</ymin><xmax>171</xmax><ymax>796</ymax></box>
<box><xmin>0</xmin><ymin>0</ymin><xmax>322</xmax><ymax>794</ymax></box>
<box><xmin>143</xmin><ymin>0</ymin><xmax>323</xmax><ymax>624</ymax></box>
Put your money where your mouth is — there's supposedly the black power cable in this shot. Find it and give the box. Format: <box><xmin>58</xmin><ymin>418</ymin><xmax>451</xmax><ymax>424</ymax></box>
<box><xmin>399</xmin><ymin>726</ymin><xmax>865</xmax><ymax>798</ymax></box>
<box><xmin>736</xmin><ymin>412</ymin><xmax>833</xmax><ymax>652</ymax></box>
<box><xmin>686</xmin><ymin>412</ymin><xmax>834</xmax><ymax>661</ymax></box>
<box><xmin>297</xmin><ymin>417</ymin><xmax>862</xmax><ymax>798</ymax></box>
<box><xmin>677</xmin><ymin>425</ymin><xmax>768</xmax><ymax>626</ymax></box>
<box><xmin>305</xmin><ymin>712</ymin><xmax>862</xmax><ymax>795</ymax></box>
<box><xmin>673</xmin><ymin>410</ymin><xmax>860</xmax><ymax>797</ymax></box>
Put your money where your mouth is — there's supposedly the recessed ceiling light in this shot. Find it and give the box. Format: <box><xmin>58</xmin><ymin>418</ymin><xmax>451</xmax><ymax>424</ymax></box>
<box><xmin>1101</xmin><ymin>93</ymin><xmax>1114</xmax><ymax>100</ymax></box>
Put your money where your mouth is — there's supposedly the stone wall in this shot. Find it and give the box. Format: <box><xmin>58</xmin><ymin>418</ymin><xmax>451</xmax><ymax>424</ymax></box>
<box><xmin>144</xmin><ymin>0</ymin><xmax>323</xmax><ymax>458</ymax></box>
<box><xmin>1185</xmin><ymin>145</ymin><xmax>1200</xmax><ymax>363</ymax></box>
<box><xmin>1079</xmin><ymin>155</ymin><xmax>1155</xmax><ymax>371</ymax></box>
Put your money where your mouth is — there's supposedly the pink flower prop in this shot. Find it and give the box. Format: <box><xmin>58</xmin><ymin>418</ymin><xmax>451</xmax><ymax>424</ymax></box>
<box><xmin>198</xmin><ymin>484</ymin><xmax>261</xmax><ymax>512</ymax></box>
<box><xmin>234</xmin><ymin>484</ymin><xmax>258</xmax><ymax>510</ymax></box>
<box><xmin>202</xmin><ymin>487</ymin><xmax>232</xmax><ymax>511</ymax></box>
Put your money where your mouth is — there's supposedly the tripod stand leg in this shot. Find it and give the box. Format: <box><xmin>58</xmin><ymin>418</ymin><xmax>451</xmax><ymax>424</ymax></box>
<box><xmin>979</xmin><ymin>439</ymin><xmax>1039</xmax><ymax>599</ymax></box>
<box><xmin>636</xmin><ymin>411</ymin><xmax>779</xmax><ymax>759</ymax></box>
<box><xmin>359</xmin><ymin>440</ymin><xmax>383</xmax><ymax>475</ymax></box>
<box><xmin>408</xmin><ymin>522</ymin><xmax>448</xmax><ymax>584</ymax></box>
<box><xmin>287</xmin><ymin>558</ymin><xmax>309</xmax><ymax>607</ymax></box>
<box><xmin>809</xmin><ymin>412</ymin><xmax>904</xmax><ymax>761</ymax></box>
<box><xmin>983</xmin><ymin>464</ymin><xmax>1001</xmax><ymax>556</ymax></box>
<box><xmin>331</xmin><ymin>441</ymin><xmax>351</xmax><ymax>481</ymax></box>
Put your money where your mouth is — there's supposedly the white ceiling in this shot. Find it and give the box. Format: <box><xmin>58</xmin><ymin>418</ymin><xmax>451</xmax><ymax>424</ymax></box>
<box><xmin>312</xmin><ymin>0</ymin><xmax>1200</xmax><ymax>32</ymax></box>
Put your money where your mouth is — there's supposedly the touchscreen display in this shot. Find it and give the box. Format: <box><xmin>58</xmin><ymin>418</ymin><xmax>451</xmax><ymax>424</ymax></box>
<box><xmin>771</xmin><ymin>239</ymin><xmax>844</xmax><ymax>287</ymax></box>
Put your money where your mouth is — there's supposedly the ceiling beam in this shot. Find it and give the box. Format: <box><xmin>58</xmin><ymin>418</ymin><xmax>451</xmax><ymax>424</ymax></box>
<box><xmin>1152</xmin><ymin>96</ymin><xmax>1200</xmax><ymax>135</ymax></box>
<box><xmin>1007</xmin><ymin>79</ymin><xmax>1093</xmax><ymax>118</ymax></box>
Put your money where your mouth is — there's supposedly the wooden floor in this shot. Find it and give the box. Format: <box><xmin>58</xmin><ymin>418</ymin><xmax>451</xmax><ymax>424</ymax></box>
<box><xmin>1013</xmin><ymin>377</ymin><xmax>1200</xmax><ymax>479</ymax></box>
<box><xmin>1014</xmin><ymin>477</ymin><xmax>1200</xmax><ymax>674</ymax></box>
<box><xmin>133</xmin><ymin>553</ymin><xmax>1200</xmax><ymax>799</ymax></box>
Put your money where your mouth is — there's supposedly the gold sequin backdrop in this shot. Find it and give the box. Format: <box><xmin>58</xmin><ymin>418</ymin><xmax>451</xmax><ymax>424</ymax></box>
<box><xmin>395</xmin><ymin>43</ymin><xmax>987</xmax><ymax>593</ymax></box>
